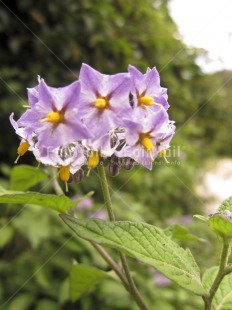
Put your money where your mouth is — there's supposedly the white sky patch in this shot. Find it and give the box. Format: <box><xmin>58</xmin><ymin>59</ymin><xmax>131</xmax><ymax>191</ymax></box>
<box><xmin>169</xmin><ymin>0</ymin><xmax>232</xmax><ymax>72</ymax></box>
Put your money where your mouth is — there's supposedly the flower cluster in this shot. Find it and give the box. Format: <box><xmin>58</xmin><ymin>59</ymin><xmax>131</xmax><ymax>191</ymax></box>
<box><xmin>10</xmin><ymin>64</ymin><xmax>175</xmax><ymax>191</ymax></box>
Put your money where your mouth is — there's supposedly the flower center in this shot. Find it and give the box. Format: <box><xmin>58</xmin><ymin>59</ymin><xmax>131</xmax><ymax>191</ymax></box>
<box><xmin>40</xmin><ymin>111</ymin><xmax>64</xmax><ymax>123</ymax></box>
<box><xmin>139</xmin><ymin>134</ymin><xmax>154</xmax><ymax>161</ymax></box>
<box><xmin>138</xmin><ymin>96</ymin><xmax>154</xmax><ymax>106</ymax></box>
<box><xmin>87</xmin><ymin>152</ymin><xmax>100</xmax><ymax>176</ymax></box>
<box><xmin>94</xmin><ymin>97</ymin><xmax>108</xmax><ymax>109</ymax></box>
<box><xmin>139</xmin><ymin>134</ymin><xmax>154</xmax><ymax>152</ymax></box>
<box><xmin>14</xmin><ymin>141</ymin><xmax>30</xmax><ymax>164</ymax></box>
<box><xmin>59</xmin><ymin>165</ymin><xmax>70</xmax><ymax>192</ymax></box>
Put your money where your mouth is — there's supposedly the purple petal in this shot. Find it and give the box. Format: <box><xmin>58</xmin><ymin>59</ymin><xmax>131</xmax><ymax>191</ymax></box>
<box><xmin>36</xmin><ymin>115</ymin><xmax>91</xmax><ymax>149</ymax></box>
<box><xmin>83</xmin><ymin>108</ymin><xmax>121</xmax><ymax>139</ymax></box>
<box><xmin>128</xmin><ymin>65</ymin><xmax>143</xmax><ymax>90</ymax></box>
<box><xmin>143</xmin><ymin>109</ymin><xmax>169</xmax><ymax>134</ymax></box>
<box><xmin>80</xmin><ymin>63</ymin><xmax>104</xmax><ymax>96</ymax></box>
<box><xmin>144</xmin><ymin>67</ymin><xmax>160</xmax><ymax>91</ymax></box>
<box><xmin>49</xmin><ymin>81</ymin><xmax>81</xmax><ymax>111</ymax></box>
<box><xmin>123</xmin><ymin>119</ymin><xmax>142</xmax><ymax>145</ymax></box>
<box><xmin>27</xmin><ymin>86</ymin><xmax>39</xmax><ymax>107</ymax></box>
<box><xmin>38</xmin><ymin>79</ymin><xmax>54</xmax><ymax>109</ymax></box>
<box><xmin>116</xmin><ymin>144</ymin><xmax>153</xmax><ymax>170</ymax></box>
<box><xmin>17</xmin><ymin>108</ymin><xmax>43</xmax><ymax>127</ymax></box>
<box><xmin>154</xmin><ymin>94</ymin><xmax>169</xmax><ymax>110</ymax></box>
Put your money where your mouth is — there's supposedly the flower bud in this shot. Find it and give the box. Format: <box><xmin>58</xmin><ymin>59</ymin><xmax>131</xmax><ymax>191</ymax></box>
<box><xmin>121</xmin><ymin>157</ymin><xmax>134</xmax><ymax>170</ymax></box>
<box><xmin>108</xmin><ymin>156</ymin><xmax>120</xmax><ymax>177</ymax></box>
<box><xmin>73</xmin><ymin>169</ymin><xmax>84</xmax><ymax>183</ymax></box>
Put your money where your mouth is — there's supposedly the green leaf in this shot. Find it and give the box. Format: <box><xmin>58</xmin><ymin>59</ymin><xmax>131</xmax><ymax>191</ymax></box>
<box><xmin>12</xmin><ymin>205</ymin><xmax>53</xmax><ymax>249</ymax></box>
<box><xmin>209</xmin><ymin>212</ymin><xmax>232</xmax><ymax>239</ymax></box>
<box><xmin>69</xmin><ymin>263</ymin><xmax>109</xmax><ymax>302</ymax></box>
<box><xmin>193</xmin><ymin>215</ymin><xmax>209</xmax><ymax>223</ymax></box>
<box><xmin>0</xmin><ymin>225</ymin><xmax>14</xmax><ymax>248</ymax></box>
<box><xmin>0</xmin><ymin>188</ymin><xmax>75</xmax><ymax>213</ymax></box>
<box><xmin>164</xmin><ymin>224</ymin><xmax>205</xmax><ymax>242</ymax></box>
<box><xmin>203</xmin><ymin>266</ymin><xmax>232</xmax><ymax>309</ymax></box>
<box><xmin>10</xmin><ymin>165</ymin><xmax>48</xmax><ymax>191</ymax></box>
<box><xmin>8</xmin><ymin>293</ymin><xmax>34</xmax><ymax>310</ymax></box>
<box><xmin>35</xmin><ymin>300</ymin><xmax>61</xmax><ymax>310</ymax></box>
<box><xmin>219</xmin><ymin>197</ymin><xmax>232</xmax><ymax>213</ymax></box>
<box><xmin>61</xmin><ymin>216</ymin><xmax>205</xmax><ymax>295</ymax></box>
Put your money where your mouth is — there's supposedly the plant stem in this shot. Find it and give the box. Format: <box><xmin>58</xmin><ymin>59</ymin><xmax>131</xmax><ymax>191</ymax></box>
<box><xmin>50</xmin><ymin>168</ymin><xmax>131</xmax><ymax>291</ymax></box>
<box><xmin>98</xmin><ymin>164</ymin><xmax>116</xmax><ymax>221</ymax></box>
<box><xmin>98</xmin><ymin>164</ymin><xmax>149</xmax><ymax>310</ymax></box>
<box><xmin>203</xmin><ymin>239</ymin><xmax>232</xmax><ymax>310</ymax></box>
<box><xmin>49</xmin><ymin>167</ymin><xmax>64</xmax><ymax>195</ymax></box>
<box><xmin>91</xmin><ymin>242</ymin><xmax>130</xmax><ymax>291</ymax></box>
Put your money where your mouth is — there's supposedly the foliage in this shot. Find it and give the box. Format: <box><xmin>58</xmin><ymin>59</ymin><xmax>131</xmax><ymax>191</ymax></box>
<box><xmin>203</xmin><ymin>267</ymin><xmax>232</xmax><ymax>310</ymax></box>
<box><xmin>1</xmin><ymin>0</ymin><xmax>232</xmax><ymax>309</ymax></box>
<box><xmin>61</xmin><ymin>216</ymin><xmax>205</xmax><ymax>295</ymax></box>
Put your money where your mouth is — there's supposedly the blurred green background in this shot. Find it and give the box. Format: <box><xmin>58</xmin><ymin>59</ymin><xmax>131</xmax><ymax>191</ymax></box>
<box><xmin>0</xmin><ymin>0</ymin><xmax>232</xmax><ymax>309</ymax></box>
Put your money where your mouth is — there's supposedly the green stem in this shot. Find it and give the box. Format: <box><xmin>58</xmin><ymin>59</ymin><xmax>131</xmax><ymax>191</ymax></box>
<box><xmin>50</xmin><ymin>167</ymin><xmax>130</xmax><ymax>291</ymax></box>
<box><xmin>98</xmin><ymin>164</ymin><xmax>115</xmax><ymax>221</ymax></box>
<box><xmin>49</xmin><ymin>167</ymin><xmax>63</xmax><ymax>196</ymax></box>
<box><xmin>98</xmin><ymin>164</ymin><xmax>149</xmax><ymax>310</ymax></box>
<box><xmin>91</xmin><ymin>242</ymin><xmax>130</xmax><ymax>291</ymax></box>
<box><xmin>203</xmin><ymin>239</ymin><xmax>232</xmax><ymax>310</ymax></box>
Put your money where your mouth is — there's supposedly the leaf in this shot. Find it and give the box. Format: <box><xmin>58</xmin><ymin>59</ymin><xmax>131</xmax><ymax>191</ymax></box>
<box><xmin>0</xmin><ymin>188</ymin><xmax>75</xmax><ymax>213</ymax></box>
<box><xmin>193</xmin><ymin>215</ymin><xmax>209</xmax><ymax>223</ymax></box>
<box><xmin>61</xmin><ymin>216</ymin><xmax>205</xmax><ymax>295</ymax></box>
<box><xmin>219</xmin><ymin>197</ymin><xmax>232</xmax><ymax>213</ymax></box>
<box><xmin>69</xmin><ymin>263</ymin><xmax>109</xmax><ymax>302</ymax></box>
<box><xmin>10</xmin><ymin>165</ymin><xmax>48</xmax><ymax>191</ymax></box>
<box><xmin>12</xmin><ymin>205</ymin><xmax>53</xmax><ymax>249</ymax></box>
<box><xmin>35</xmin><ymin>300</ymin><xmax>61</xmax><ymax>310</ymax></box>
<box><xmin>209</xmin><ymin>212</ymin><xmax>232</xmax><ymax>239</ymax></box>
<box><xmin>203</xmin><ymin>266</ymin><xmax>232</xmax><ymax>310</ymax></box>
<box><xmin>8</xmin><ymin>293</ymin><xmax>34</xmax><ymax>310</ymax></box>
<box><xmin>0</xmin><ymin>225</ymin><xmax>14</xmax><ymax>248</ymax></box>
<box><xmin>164</xmin><ymin>224</ymin><xmax>205</xmax><ymax>242</ymax></box>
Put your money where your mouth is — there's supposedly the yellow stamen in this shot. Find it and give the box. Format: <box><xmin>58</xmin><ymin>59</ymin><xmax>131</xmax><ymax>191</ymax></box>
<box><xmin>140</xmin><ymin>134</ymin><xmax>154</xmax><ymax>161</ymax></box>
<box><xmin>138</xmin><ymin>96</ymin><xmax>162</xmax><ymax>107</ymax></box>
<box><xmin>14</xmin><ymin>141</ymin><xmax>30</xmax><ymax>164</ymax></box>
<box><xmin>140</xmin><ymin>134</ymin><xmax>154</xmax><ymax>152</ymax></box>
<box><xmin>39</xmin><ymin>111</ymin><xmax>64</xmax><ymax>123</ymax></box>
<box><xmin>87</xmin><ymin>152</ymin><xmax>100</xmax><ymax>176</ymax></box>
<box><xmin>22</xmin><ymin>105</ymin><xmax>31</xmax><ymax>109</ymax></box>
<box><xmin>94</xmin><ymin>98</ymin><xmax>108</xmax><ymax>109</ymax></box>
<box><xmin>160</xmin><ymin>149</ymin><xmax>169</xmax><ymax>164</ymax></box>
<box><xmin>59</xmin><ymin>166</ymin><xmax>70</xmax><ymax>192</ymax></box>
<box><xmin>138</xmin><ymin>96</ymin><xmax>154</xmax><ymax>106</ymax></box>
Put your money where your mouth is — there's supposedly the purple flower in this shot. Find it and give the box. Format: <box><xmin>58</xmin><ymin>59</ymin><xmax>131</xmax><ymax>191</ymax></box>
<box><xmin>82</xmin><ymin>129</ymin><xmax>120</xmax><ymax>157</ymax></box>
<box><xmin>10</xmin><ymin>63</ymin><xmax>175</xmax><ymax>175</ymax></box>
<box><xmin>10</xmin><ymin>113</ymin><xmax>38</xmax><ymax>163</ymax></box>
<box><xmin>116</xmin><ymin>109</ymin><xmax>174</xmax><ymax>170</ymax></box>
<box><xmin>34</xmin><ymin>143</ymin><xmax>86</xmax><ymax>174</ymax></box>
<box><xmin>79</xmin><ymin>64</ymin><xmax>132</xmax><ymax>138</ymax></box>
<box><xmin>82</xmin><ymin>129</ymin><xmax>122</xmax><ymax>174</ymax></box>
<box><xmin>34</xmin><ymin>142</ymin><xmax>86</xmax><ymax>192</ymax></box>
<box><xmin>16</xmin><ymin>79</ymin><xmax>91</xmax><ymax>149</ymax></box>
<box><xmin>128</xmin><ymin>65</ymin><xmax>169</xmax><ymax>115</ymax></box>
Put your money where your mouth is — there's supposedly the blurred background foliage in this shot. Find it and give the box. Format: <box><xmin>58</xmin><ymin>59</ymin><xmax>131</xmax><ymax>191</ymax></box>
<box><xmin>0</xmin><ymin>0</ymin><xmax>231</xmax><ymax>309</ymax></box>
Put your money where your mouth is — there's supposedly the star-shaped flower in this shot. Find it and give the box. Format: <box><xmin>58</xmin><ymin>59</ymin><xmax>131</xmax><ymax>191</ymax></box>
<box><xmin>79</xmin><ymin>64</ymin><xmax>132</xmax><ymax>139</ymax></box>
<box><xmin>128</xmin><ymin>65</ymin><xmax>169</xmax><ymax>116</ymax></box>
<box><xmin>116</xmin><ymin>109</ymin><xmax>174</xmax><ymax>170</ymax></box>
<box><xmin>16</xmin><ymin>79</ymin><xmax>91</xmax><ymax>149</ymax></box>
